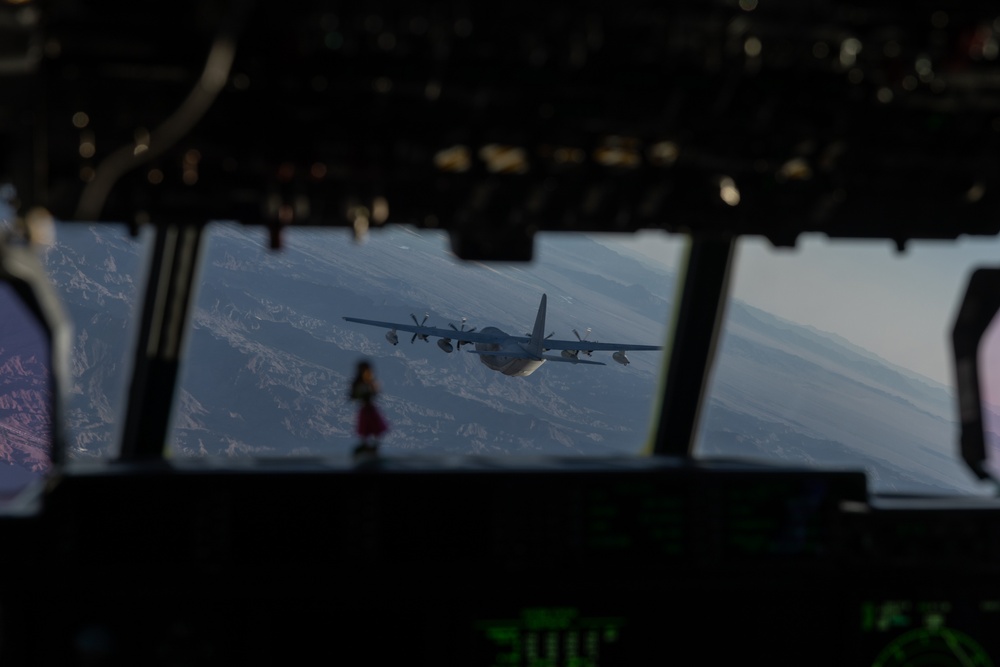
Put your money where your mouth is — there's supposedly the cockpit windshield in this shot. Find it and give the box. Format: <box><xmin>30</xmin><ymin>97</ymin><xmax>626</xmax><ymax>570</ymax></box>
<box><xmin>166</xmin><ymin>224</ymin><xmax>678</xmax><ymax>457</ymax></box>
<box><xmin>39</xmin><ymin>223</ymin><xmax>152</xmax><ymax>461</ymax></box>
<box><xmin>47</xmin><ymin>223</ymin><xmax>678</xmax><ymax>459</ymax></box>
<box><xmin>29</xmin><ymin>221</ymin><xmax>1000</xmax><ymax>496</ymax></box>
<box><xmin>697</xmin><ymin>234</ymin><xmax>1000</xmax><ymax>496</ymax></box>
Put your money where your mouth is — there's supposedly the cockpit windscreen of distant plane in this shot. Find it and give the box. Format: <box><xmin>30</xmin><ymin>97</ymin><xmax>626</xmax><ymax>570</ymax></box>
<box><xmin>25</xmin><ymin>222</ymin><xmax>1000</xmax><ymax>496</ymax></box>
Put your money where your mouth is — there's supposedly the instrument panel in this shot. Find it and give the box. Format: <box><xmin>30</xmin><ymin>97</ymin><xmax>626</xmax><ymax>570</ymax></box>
<box><xmin>0</xmin><ymin>459</ymin><xmax>994</xmax><ymax>665</ymax></box>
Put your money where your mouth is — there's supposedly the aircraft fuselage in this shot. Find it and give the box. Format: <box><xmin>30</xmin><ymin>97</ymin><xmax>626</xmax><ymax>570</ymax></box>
<box><xmin>474</xmin><ymin>326</ymin><xmax>545</xmax><ymax>377</ymax></box>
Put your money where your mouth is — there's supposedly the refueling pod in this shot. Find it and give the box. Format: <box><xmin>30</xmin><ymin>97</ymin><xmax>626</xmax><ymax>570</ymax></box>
<box><xmin>613</xmin><ymin>350</ymin><xmax>629</xmax><ymax>366</ymax></box>
<box><xmin>437</xmin><ymin>339</ymin><xmax>454</xmax><ymax>353</ymax></box>
<box><xmin>386</xmin><ymin>329</ymin><xmax>398</xmax><ymax>345</ymax></box>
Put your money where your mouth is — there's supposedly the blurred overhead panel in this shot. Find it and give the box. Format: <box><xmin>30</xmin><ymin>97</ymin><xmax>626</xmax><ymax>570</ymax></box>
<box><xmin>0</xmin><ymin>0</ymin><xmax>40</xmax><ymax>207</ymax></box>
<box><xmin>6</xmin><ymin>1</ymin><xmax>1000</xmax><ymax>257</ymax></box>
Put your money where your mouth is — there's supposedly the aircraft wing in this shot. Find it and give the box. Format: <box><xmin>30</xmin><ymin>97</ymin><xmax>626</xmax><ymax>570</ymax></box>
<box><xmin>540</xmin><ymin>339</ymin><xmax>663</xmax><ymax>352</ymax></box>
<box><xmin>342</xmin><ymin>317</ymin><xmax>508</xmax><ymax>345</ymax></box>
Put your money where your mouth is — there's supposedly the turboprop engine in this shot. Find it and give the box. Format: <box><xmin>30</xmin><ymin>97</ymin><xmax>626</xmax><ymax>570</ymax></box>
<box><xmin>437</xmin><ymin>339</ymin><xmax>454</xmax><ymax>353</ymax></box>
<box><xmin>613</xmin><ymin>350</ymin><xmax>629</xmax><ymax>366</ymax></box>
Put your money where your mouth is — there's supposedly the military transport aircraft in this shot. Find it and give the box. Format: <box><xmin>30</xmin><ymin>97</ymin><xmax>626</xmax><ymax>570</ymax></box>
<box><xmin>343</xmin><ymin>293</ymin><xmax>662</xmax><ymax>377</ymax></box>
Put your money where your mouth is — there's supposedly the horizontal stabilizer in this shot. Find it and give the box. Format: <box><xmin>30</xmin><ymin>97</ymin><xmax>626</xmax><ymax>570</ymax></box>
<box><xmin>465</xmin><ymin>349</ymin><xmax>532</xmax><ymax>358</ymax></box>
<box><xmin>465</xmin><ymin>349</ymin><xmax>605</xmax><ymax>366</ymax></box>
<box><xmin>540</xmin><ymin>354</ymin><xmax>605</xmax><ymax>366</ymax></box>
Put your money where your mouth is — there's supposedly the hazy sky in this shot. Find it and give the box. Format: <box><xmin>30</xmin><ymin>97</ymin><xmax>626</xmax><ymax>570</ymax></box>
<box><xmin>612</xmin><ymin>230</ymin><xmax>1000</xmax><ymax>386</ymax></box>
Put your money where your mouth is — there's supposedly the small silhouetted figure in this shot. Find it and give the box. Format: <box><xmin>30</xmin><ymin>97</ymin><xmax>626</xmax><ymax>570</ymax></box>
<box><xmin>350</xmin><ymin>360</ymin><xmax>388</xmax><ymax>457</ymax></box>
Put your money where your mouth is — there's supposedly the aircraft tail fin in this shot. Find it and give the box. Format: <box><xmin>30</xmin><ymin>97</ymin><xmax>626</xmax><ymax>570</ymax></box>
<box><xmin>529</xmin><ymin>294</ymin><xmax>547</xmax><ymax>354</ymax></box>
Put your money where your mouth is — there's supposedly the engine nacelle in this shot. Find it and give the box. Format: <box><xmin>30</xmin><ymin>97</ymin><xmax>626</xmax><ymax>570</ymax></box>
<box><xmin>437</xmin><ymin>339</ymin><xmax>454</xmax><ymax>353</ymax></box>
<box><xmin>386</xmin><ymin>329</ymin><xmax>398</xmax><ymax>345</ymax></box>
<box><xmin>613</xmin><ymin>350</ymin><xmax>629</xmax><ymax>366</ymax></box>
<box><xmin>561</xmin><ymin>349</ymin><xmax>579</xmax><ymax>360</ymax></box>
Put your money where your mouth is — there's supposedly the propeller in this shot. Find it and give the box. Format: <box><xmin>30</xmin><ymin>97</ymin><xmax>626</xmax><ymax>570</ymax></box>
<box><xmin>410</xmin><ymin>313</ymin><xmax>430</xmax><ymax>343</ymax></box>
<box><xmin>573</xmin><ymin>327</ymin><xmax>594</xmax><ymax>356</ymax></box>
<box><xmin>449</xmin><ymin>317</ymin><xmax>477</xmax><ymax>349</ymax></box>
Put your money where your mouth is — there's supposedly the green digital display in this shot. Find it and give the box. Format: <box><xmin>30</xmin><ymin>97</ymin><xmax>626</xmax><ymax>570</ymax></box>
<box><xmin>477</xmin><ymin>607</ymin><xmax>625</xmax><ymax>667</ymax></box>
<box><xmin>860</xmin><ymin>599</ymin><xmax>1000</xmax><ymax>667</ymax></box>
<box><xmin>871</xmin><ymin>627</ymin><xmax>992</xmax><ymax>667</ymax></box>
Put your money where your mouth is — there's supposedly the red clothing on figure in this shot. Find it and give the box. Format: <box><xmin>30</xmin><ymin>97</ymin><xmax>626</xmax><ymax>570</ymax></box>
<box><xmin>350</xmin><ymin>362</ymin><xmax>388</xmax><ymax>444</ymax></box>
<box><xmin>357</xmin><ymin>402</ymin><xmax>388</xmax><ymax>438</ymax></box>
